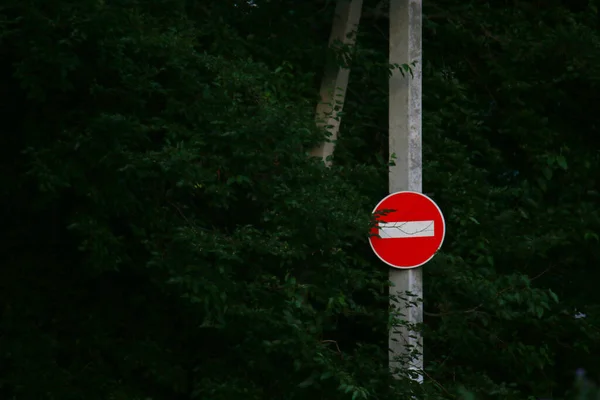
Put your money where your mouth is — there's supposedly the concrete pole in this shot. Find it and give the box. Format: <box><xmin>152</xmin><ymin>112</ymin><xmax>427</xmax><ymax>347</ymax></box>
<box><xmin>311</xmin><ymin>0</ymin><xmax>363</xmax><ymax>164</ymax></box>
<box><xmin>388</xmin><ymin>0</ymin><xmax>423</xmax><ymax>382</ymax></box>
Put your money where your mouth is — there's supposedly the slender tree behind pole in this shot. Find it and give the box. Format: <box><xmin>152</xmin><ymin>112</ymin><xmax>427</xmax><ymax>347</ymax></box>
<box><xmin>388</xmin><ymin>0</ymin><xmax>423</xmax><ymax>382</ymax></box>
<box><xmin>311</xmin><ymin>0</ymin><xmax>362</xmax><ymax>164</ymax></box>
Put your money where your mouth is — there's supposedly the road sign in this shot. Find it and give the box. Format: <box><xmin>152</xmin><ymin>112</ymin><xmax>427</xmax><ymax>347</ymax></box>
<box><xmin>369</xmin><ymin>191</ymin><xmax>445</xmax><ymax>269</ymax></box>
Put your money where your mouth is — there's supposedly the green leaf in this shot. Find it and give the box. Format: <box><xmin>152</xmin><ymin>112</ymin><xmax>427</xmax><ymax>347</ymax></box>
<box><xmin>556</xmin><ymin>155</ymin><xmax>568</xmax><ymax>170</ymax></box>
<box><xmin>584</xmin><ymin>231</ymin><xmax>599</xmax><ymax>242</ymax></box>
<box><xmin>542</xmin><ymin>167</ymin><xmax>552</xmax><ymax>180</ymax></box>
<box><xmin>297</xmin><ymin>376</ymin><xmax>315</xmax><ymax>388</ymax></box>
<box><xmin>320</xmin><ymin>371</ymin><xmax>333</xmax><ymax>381</ymax></box>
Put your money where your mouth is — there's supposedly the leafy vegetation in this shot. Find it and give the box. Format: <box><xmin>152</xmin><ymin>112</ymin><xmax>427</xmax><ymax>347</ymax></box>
<box><xmin>1</xmin><ymin>0</ymin><xmax>599</xmax><ymax>399</ymax></box>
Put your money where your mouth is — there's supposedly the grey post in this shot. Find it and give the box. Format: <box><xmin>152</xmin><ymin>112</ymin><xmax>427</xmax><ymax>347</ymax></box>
<box><xmin>388</xmin><ymin>0</ymin><xmax>423</xmax><ymax>382</ymax></box>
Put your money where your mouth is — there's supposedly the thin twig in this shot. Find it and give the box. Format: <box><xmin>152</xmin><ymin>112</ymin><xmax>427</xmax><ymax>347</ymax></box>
<box><xmin>421</xmin><ymin>369</ymin><xmax>454</xmax><ymax>397</ymax></box>
<box><xmin>425</xmin><ymin>266</ymin><xmax>554</xmax><ymax>317</ymax></box>
<box><xmin>321</xmin><ymin>340</ymin><xmax>343</xmax><ymax>359</ymax></box>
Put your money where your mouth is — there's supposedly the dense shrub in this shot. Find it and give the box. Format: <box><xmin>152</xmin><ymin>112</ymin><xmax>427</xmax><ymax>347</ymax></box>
<box><xmin>1</xmin><ymin>0</ymin><xmax>599</xmax><ymax>399</ymax></box>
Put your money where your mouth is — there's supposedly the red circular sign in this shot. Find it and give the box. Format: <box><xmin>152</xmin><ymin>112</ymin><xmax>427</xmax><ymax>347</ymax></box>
<box><xmin>369</xmin><ymin>191</ymin><xmax>445</xmax><ymax>269</ymax></box>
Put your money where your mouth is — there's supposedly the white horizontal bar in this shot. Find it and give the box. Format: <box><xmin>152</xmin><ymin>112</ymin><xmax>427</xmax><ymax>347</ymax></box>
<box><xmin>379</xmin><ymin>220</ymin><xmax>434</xmax><ymax>239</ymax></box>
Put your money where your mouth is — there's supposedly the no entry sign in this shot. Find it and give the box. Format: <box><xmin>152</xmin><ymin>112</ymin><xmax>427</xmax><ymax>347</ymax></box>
<box><xmin>369</xmin><ymin>191</ymin><xmax>445</xmax><ymax>269</ymax></box>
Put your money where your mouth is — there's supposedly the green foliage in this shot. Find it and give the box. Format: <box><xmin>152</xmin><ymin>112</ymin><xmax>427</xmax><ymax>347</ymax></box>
<box><xmin>339</xmin><ymin>0</ymin><xmax>600</xmax><ymax>398</ymax></box>
<box><xmin>1</xmin><ymin>0</ymin><xmax>600</xmax><ymax>399</ymax></box>
<box><xmin>1</xmin><ymin>0</ymin><xmax>396</xmax><ymax>399</ymax></box>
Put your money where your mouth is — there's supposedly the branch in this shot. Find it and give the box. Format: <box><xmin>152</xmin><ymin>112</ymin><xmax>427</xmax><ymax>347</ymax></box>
<box><xmin>425</xmin><ymin>267</ymin><xmax>554</xmax><ymax>317</ymax></box>
<box><xmin>321</xmin><ymin>340</ymin><xmax>343</xmax><ymax>359</ymax></box>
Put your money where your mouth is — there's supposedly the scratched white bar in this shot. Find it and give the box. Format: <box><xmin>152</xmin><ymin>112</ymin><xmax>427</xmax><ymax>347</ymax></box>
<box><xmin>379</xmin><ymin>220</ymin><xmax>434</xmax><ymax>238</ymax></box>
